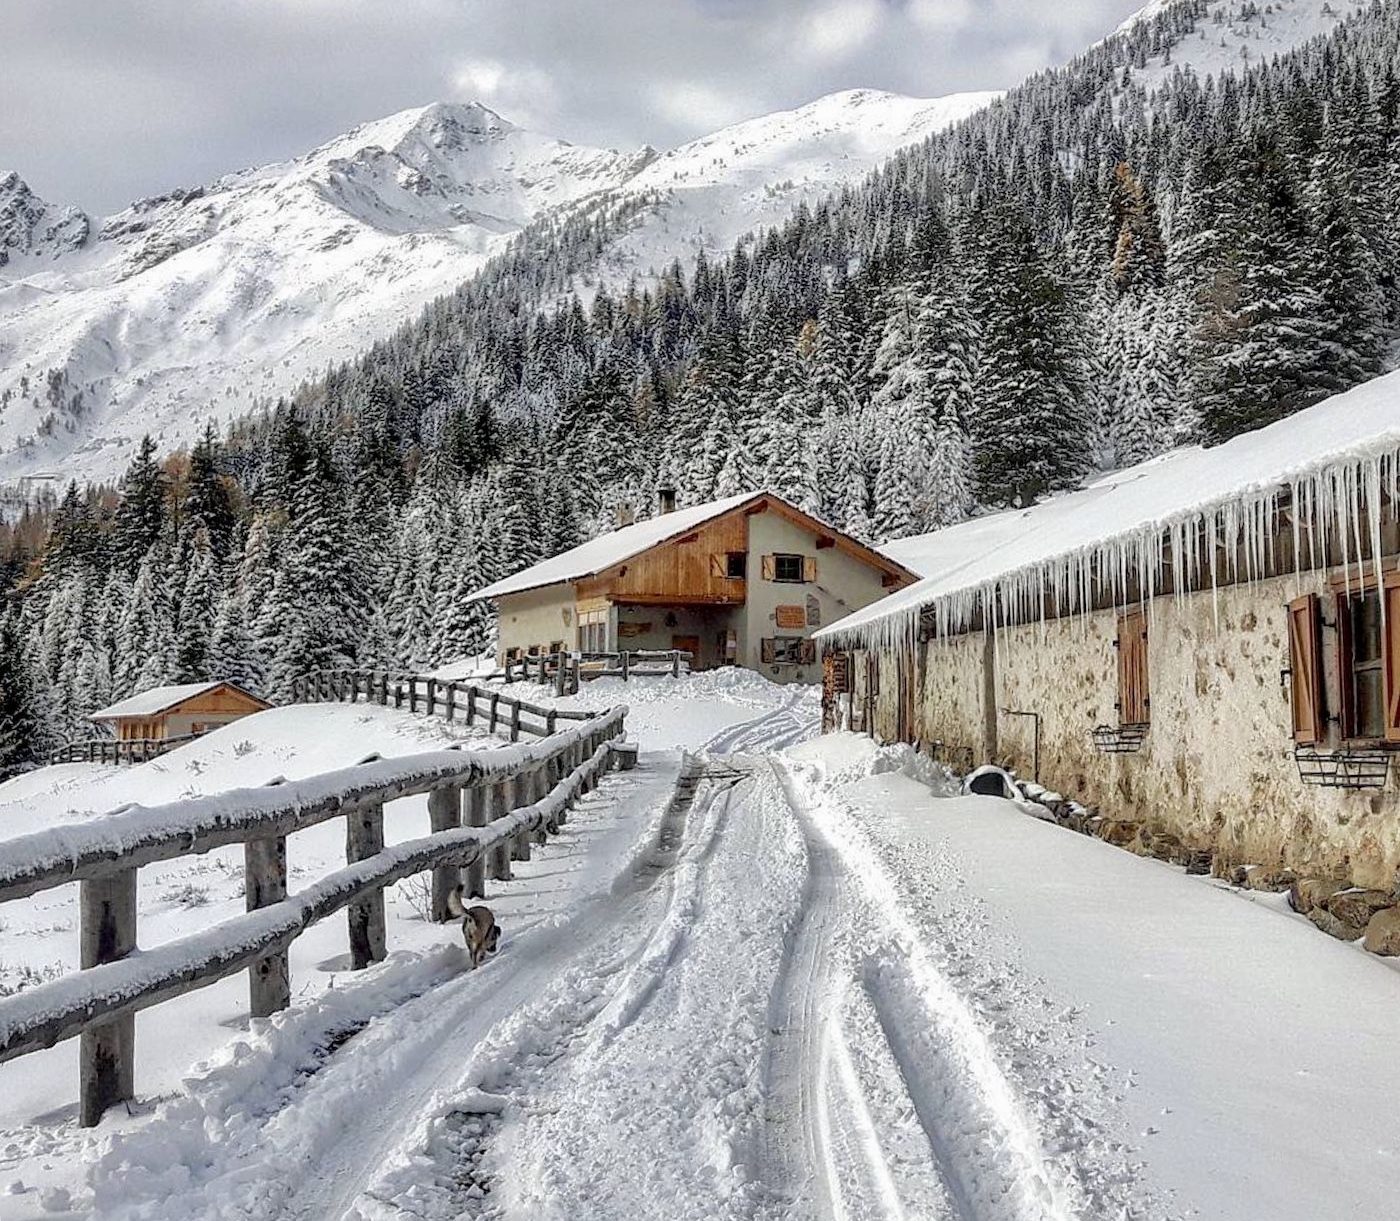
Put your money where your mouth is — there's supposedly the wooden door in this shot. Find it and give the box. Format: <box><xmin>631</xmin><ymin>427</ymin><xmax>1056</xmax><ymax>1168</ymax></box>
<box><xmin>671</xmin><ymin>635</ymin><xmax>701</xmax><ymax>669</ymax></box>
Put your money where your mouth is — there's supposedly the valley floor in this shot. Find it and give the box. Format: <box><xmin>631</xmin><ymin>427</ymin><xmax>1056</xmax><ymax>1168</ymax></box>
<box><xmin>1</xmin><ymin>670</ymin><xmax>1397</xmax><ymax>1218</ymax></box>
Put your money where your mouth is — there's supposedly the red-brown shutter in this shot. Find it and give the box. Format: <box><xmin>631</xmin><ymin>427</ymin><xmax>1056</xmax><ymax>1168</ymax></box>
<box><xmin>799</xmin><ymin>639</ymin><xmax>817</xmax><ymax>665</ymax></box>
<box><xmin>1287</xmin><ymin>594</ymin><xmax>1325</xmax><ymax>745</ymax></box>
<box><xmin>1117</xmin><ymin>610</ymin><xmax>1149</xmax><ymax>726</ymax></box>
<box><xmin>1383</xmin><ymin>576</ymin><xmax>1400</xmax><ymax>742</ymax></box>
<box><xmin>760</xmin><ymin>638</ymin><xmax>776</xmax><ymax>664</ymax></box>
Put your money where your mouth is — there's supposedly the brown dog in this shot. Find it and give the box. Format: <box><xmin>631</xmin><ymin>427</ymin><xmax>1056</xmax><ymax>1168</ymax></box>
<box><xmin>447</xmin><ymin>885</ymin><xmax>500</xmax><ymax>969</ymax></box>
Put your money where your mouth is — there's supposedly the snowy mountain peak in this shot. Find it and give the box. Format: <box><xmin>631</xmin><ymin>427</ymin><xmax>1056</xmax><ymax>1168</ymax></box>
<box><xmin>0</xmin><ymin>171</ymin><xmax>89</xmax><ymax>265</ymax></box>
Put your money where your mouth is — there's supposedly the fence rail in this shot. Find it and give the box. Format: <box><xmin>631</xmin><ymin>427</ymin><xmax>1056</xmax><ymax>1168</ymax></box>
<box><xmin>0</xmin><ymin>691</ymin><xmax>628</xmax><ymax>1127</ymax></box>
<box><xmin>504</xmin><ymin>648</ymin><xmax>693</xmax><ymax>692</ymax></box>
<box><xmin>292</xmin><ymin>669</ymin><xmax>595</xmax><ymax>740</ymax></box>
<box><xmin>50</xmin><ymin>733</ymin><xmax>201</xmax><ymax>766</ymax></box>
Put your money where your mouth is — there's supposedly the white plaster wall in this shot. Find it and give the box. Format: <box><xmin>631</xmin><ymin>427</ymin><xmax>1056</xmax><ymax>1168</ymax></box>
<box><xmin>494</xmin><ymin>585</ymin><xmax>577</xmax><ymax>661</ymax></box>
<box><xmin>745</xmin><ymin>513</ymin><xmax>895</xmax><ymax>685</ymax></box>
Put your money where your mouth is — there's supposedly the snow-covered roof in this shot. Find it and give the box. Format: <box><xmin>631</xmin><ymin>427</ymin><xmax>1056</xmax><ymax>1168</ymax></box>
<box><xmin>90</xmin><ymin>681</ymin><xmax>263</xmax><ymax>721</ymax></box>
<box><xmin>470</xmin><ymin>491</ymin><xmax>906</xmax><ymax>602</ymax></box>
<box><xmin>819</xmin><ymin>368</ymin><xmax>1400</xmax><ymax>648</ymax></box>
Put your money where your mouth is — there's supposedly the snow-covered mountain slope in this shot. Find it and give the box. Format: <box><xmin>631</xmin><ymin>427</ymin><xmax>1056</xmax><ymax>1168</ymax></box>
<box><xmin>0</xmin><ymin>102</ymin><xmax>654</xmax><ymax>487</ymax></box>
<box><xmin>588</xmin><ymin>88</ymin><xmax>998</xmax><ymax>283</ymax></box>
<box><xmin>0</xmin><ymin>90</ymin><xmax>995</xmax><ymax>488</ymax></box>
<box><xmin>1113</xmin><ymin>0</ymin><xmax>1349</xmax><ymax>87</ymax></box>
<box><xmin>0</xmin><ymin>2</ymin><xmax>1350</xmax><ymax>489</ymax></box>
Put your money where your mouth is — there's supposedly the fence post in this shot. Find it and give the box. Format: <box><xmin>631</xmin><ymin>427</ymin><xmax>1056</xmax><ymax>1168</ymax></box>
<box><xmin>554</xmin><ymin>651</ymin><xmax>566</xmax><ymax>697</ymax></box>
<box><xmin>546</xmin><ymin>709</ymin><xmax>558</xmax><ymax>735</ymax></box>
<box><xmin>245</xmin><ymin>836</ymin><xmax>291</xmax><ymax>1017</ymax></box>
<box><xmin>534</xmin><ymin>762</ymin><xmax>552</xmax><ymax>844</ymax></box>
<box><xmin>78</xmin><ymin>869</ymin><xmax>137</xmax><ymax>1127</ymax></box>
<box><xmin>489</xmin><ymin>776</ymin><xmax>514</xmax><ymax>882</ymax></box>
<box><xmin>426</xmin><ymin>678</ymin><xmax>438</xmax><ymax>718</ymax></box>
<box><xmin>346</xmin><ymin>801</ymin><xmax>387</xmax><ymax>968</ymax></box>
<box><xmin>409</xmin><ymin>678</ymin><xmax>419</xmax><ymax>715</ymax></box>
<box><xmin>621</xmin><ymin>650</ymin><xmax>630</xmax><ymax>682</ymax></box>
<box><xmin>466</xmin><ymin>687</ymin><xmax>477</xmax><ymax>726</ymax></box>
<box><xmin>510</xmin><ymin>703</ymin><xmax>521</xmax><ymax>743</ymax></box>
<box><xmin>513</xmin><ymin>765</ymin><xmax>543</xmax><ymax>861</ymax></box>
<box><xmin>672</xmin><ymin>650</ymin><xmax>681</xmax><ymax>678</ymax></box>
<box><xmin>428</xmin><ymin>783</ymin><xmax>461</xmax><ymax>922</ymax></box>
<box><xmin>464</xmin><ymin>783</ymin><xmax>489</xmax><ymax>898</ymax></box>
<box><xmin>445</xmin><ymin>681</ymin><xmax>457</xmax><ymax>723</ymax></box>
<box><xmin>489</xmin><ymin>692</ymin><xmax>500</xmax><ymax>735</ymax></box>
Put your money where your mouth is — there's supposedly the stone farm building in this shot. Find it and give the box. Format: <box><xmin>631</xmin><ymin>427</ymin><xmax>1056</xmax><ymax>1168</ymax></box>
<box><xmin>471</xmin><ymin>491</ymin><xmax>916</xmax><ymax>684</ymax></box>
<box><xmin>816</xmin><ymin>369</ymin><xmax>1400</xmax><ymax>891</ymax></box>
<box><xmin>90</xmin><ymin>681</ymin><xmax>270</xmax><ymax>743</ymax></box>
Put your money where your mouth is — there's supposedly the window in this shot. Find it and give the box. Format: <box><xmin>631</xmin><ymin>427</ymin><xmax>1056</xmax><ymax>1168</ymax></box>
<box><xmin>1339</xmin><ymin>588</ymin><xmax>1386</xmax><ymax>740</ymax></box>
<box><xmin>548</xmin><ymin>640</ymin><xmax>564</xmax><ymax>655</ymax></box>
<box><xmin>1116</xmin><ymin>609</ymin><xmax>1149</xmax><ymax>726</ymax></box>
<box><xmin>761</xmin><ymin>636</ymin><xmax>816</xmax><ymax>666</ymax></box>
<box><xmin>726</xmin><ymin>551</ymin><xmax>747</xmax><ymax>578</ymax></box>
<box><xmin>577</xmin><ymin>608</ymin><xmax>609</xmax><ymax>654</ymax></box>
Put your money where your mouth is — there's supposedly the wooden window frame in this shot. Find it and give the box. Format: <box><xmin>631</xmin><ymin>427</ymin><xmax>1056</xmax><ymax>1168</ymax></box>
<box><xmin>762</xmin><ymin>636</ymin><xmax>815</xmax><ymax>666</ymax></box>
<box><xmin>725</xmin><ymin>551</ymin><xmax>747</xmax><ymax>579</ymax></box>
<box><xmin>771</xmin><ymin>553</ymin><xmax>805</xmax><ymax>583</ymax></box>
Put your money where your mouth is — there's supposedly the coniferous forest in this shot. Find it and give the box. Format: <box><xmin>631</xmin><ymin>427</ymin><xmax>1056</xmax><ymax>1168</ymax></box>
<box><xmin>3</xmin><ymin>0</ymin><xmax>1400</xmax><ymax>772</ymax></box>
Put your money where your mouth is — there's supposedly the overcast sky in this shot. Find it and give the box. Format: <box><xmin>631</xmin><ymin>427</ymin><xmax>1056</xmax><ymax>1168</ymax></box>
<box><xmin>5</xmin><ymin>0</ymin><xmax>1149</xmax><ymax>215</ymax></box>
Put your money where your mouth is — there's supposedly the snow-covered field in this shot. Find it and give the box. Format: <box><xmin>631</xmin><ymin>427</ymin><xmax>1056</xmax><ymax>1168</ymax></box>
<box><xmin>2</xmin><ymin>672</ymin><xmax>1398</xmax><ymax>1217</ymax></box>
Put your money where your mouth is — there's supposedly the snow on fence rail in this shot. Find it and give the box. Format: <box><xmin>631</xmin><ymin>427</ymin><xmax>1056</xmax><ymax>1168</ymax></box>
<box><xmin>0</xmin><ymin>703</ymin><xmax>628</xmax><ymax>1127</ymax></box>
<box><xmin>293</xmin><ymin>668</ymin><xmax>595</xmax><ymax>739</ymax></box>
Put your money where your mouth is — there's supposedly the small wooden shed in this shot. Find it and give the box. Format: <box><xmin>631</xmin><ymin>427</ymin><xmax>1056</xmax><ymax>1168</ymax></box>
<box><xmin>90</xmin><ymin>681</ymin><xmax>270</xmax><ymax>743</ymax></box>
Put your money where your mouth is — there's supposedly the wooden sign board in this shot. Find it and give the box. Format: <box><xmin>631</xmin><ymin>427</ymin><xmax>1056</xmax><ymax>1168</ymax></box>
<box><xmin>618</xmin><ymin>622</ymin><xmax>653</xmax><ymax>638</ymax></box>
<box><xmin>775</xmin><ymin>604</ymin><xmax>806</xmax><ymax>629</ymax></box>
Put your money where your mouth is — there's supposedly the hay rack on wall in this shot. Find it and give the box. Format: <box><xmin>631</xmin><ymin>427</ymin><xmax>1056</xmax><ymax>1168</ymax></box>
<box><xmin>1091</xmin><ymin>723</ymin><xmax>1148</xmax><ymax>754</ymax></box>
<box><xmin>1293</xmin><ymin>746</ymin><xmax>1392</xmax><ymax>790</ymax></box>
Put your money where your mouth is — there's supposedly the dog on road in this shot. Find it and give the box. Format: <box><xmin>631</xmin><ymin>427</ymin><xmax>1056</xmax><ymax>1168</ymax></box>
<box><xmin>447</xmin><ymin>886</ymin><xmax>500</xmax><ymax>969</ymax></box>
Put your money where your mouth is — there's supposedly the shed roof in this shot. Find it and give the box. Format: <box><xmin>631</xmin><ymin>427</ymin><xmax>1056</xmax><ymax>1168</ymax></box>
<box><xmin>818</xmin><ymin>367</ymin><xmax>1400</xmax><ymax>647</ymax></box>
<box><xmin>469</xmin><ymin>491</ymin><xmax>913</xmax><ymax>602</ymax></box>
<box><xmin>90</xmin><ymin>681</ymin><xmax>267</xmax><ymax>721</ymax></box>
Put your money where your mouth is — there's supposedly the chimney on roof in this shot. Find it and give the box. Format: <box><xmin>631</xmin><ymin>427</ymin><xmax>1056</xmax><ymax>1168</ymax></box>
<box><xmin>616</xmin><ymin>503</ymin><xmax>636</xmax><ymax>528</ymax></box>
<box><xmin>658</xmin><ymin>487</ymin><xmax>677</xmax><ymax>515</ymax></box>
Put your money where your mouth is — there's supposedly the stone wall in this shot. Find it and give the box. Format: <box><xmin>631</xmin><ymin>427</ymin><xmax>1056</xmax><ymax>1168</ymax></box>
<box><xmin>873</xmin><ymin>569</ymin><xmax>1400</xmax><ymax>890</ymax></box>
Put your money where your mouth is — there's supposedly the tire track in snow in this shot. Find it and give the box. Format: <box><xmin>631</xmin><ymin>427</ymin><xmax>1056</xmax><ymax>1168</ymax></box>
<box><xmin>775</xmin><ymin>759</ymin><xmax>1083</xmax><ymax>1221</ymax></box>
<box><xmin>703</xmin><ymin>685</ymin><xmax>817</xmax><ymax>756</ymax></box>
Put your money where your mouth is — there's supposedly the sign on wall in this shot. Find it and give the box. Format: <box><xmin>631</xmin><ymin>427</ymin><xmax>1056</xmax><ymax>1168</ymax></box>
<box><xmin>618</xmin><ymin>622</ymin><xmax>653</xmax><ymax>638</ymax></box>
<box><xmin>775</xmin><ymin>604</ymin><xmax>806</xmax><ymax>629</ymax></box>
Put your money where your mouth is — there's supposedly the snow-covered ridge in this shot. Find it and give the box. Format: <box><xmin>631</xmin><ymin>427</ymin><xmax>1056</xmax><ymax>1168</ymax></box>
<box><xmin>821</xmin><ymin>367</ymin><xmax>1400</xmax><ymax>648</ymax></box>
<box><xmin>0</xmin><ymin>89</ymin><xmax>994</xmax><ymax>489</ymax></box>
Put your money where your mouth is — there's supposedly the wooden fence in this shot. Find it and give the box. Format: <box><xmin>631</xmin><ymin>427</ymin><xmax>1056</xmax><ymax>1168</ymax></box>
<box><xmin>50</xmin><ymin>733</ymin><xmax>201</xmax><ymax>766</ymax></box>
<box><xmin>292</xmin><ymin>669</ymin><xmax>596</xmax><ymax>740</ymax></box>
<box><xmin>503</xmin><ymin>649</ymin><xmax>693</xmax><ymax>694</ymax></box>
<box><xmin>0</xmin><ymin>700</ymin><xmax>627</xmax><ymax>1127</ymax></box>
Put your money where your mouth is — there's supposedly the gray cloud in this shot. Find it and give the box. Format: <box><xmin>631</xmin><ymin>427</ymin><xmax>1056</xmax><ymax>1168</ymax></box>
<box><xmin>3</xmin><ymin>0</ymin><xmax>1149</xmax><ymax>214</ymax></box>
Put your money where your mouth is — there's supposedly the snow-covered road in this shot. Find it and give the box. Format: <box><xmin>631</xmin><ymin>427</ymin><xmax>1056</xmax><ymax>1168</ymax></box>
<box><xmin>3</xmin><ymin>673</ymin><xmax>1399</xmax><ymax>1218</ymax></box>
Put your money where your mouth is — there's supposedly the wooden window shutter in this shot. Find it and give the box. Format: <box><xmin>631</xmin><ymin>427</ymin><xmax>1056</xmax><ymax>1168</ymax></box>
<box><xmin>1286</xmin><ymin>594</ymin><xmax>1325</xmax><ymax>745</ymax></box>
<box><xmin>760</xmin><ymin>638</ymin><xmax>776</xmax><ymax>664</ymax></box>
<box><xmin>799</xmin><ymin>639</ymin><xmax>817</xmax><ymax>665</ymax></box>
<box><xmin>1383</xmin><ymin>576</ymin><xmax>1400</xmax><ymax>742</ymax></box>
<box><xmin>803</xmin><ymin>556</ymin><xmax>817</xmax><ymax>582</ymax></box>
<box><xmin>1116</xmin><ymin>610</ymin><xmax>1149</xmax><ymax>726</ymax></box>
<box><xmin>709</xmin><ymin>554</ymin><xmax>725</xmax><ymax>579</ymax></box>
<box><xmin>761</xmin><ymin>554</ymin><xmax>776</xmax><ymax>581</ymax></box>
